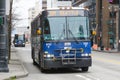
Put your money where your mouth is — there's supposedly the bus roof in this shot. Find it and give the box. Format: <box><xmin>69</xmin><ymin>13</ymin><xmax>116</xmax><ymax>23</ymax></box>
<box><xmin>31</xmin><ymin>7</ymin><xmax>89</xmax><ymax>23</ymax></box>
<box><xmin>42</xmin><ymin>7</ymin><xmax>89</xmax><ymax>17</ymax></box>
<box><xmin>43</xmin><ymin>7</ymin><xmax>89</xmax><ymax>11</ymax></box>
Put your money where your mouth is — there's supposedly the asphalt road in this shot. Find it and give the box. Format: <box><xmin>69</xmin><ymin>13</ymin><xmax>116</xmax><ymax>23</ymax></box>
<box><xmin>16</xmin><ymin>44</ymin><xmax>120</xmax><ymax>80</ymax></box>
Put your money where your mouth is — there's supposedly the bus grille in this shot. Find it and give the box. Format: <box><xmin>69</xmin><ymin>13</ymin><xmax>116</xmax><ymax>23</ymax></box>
<box><xmin>55</xmin><ymin>49</ymin><xmax>76</xmax><ymax>65</ymax></box>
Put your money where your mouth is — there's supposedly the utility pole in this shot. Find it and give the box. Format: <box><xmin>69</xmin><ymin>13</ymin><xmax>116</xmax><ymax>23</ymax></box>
<box><xmin>118</xmin><ymin>0</ymin><xmax>120</xmax><ymax>51</ymax></box>
<box><xmin>0</xmin><ymin>0</ymin><xmax>9</xmax><ymax>72</ymax></box>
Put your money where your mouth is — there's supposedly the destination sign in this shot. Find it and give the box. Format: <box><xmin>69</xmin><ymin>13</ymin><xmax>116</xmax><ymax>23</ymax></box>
<box><xmin>47</xmin><ymin>10</ymin><xmax>88</xmax><ymax>16</ymax></box>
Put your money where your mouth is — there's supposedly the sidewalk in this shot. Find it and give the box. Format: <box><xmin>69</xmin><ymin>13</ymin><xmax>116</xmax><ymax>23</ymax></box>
<box><xmin>92</xmin><ymin>44</ymin><xmax>119</xmax><ymax>53</ymax></box>
<box><xmin>92</xmin><ymin>47</ymin><xmax>119</xmax><ymax>53</ymax></box>
<box><xmin>0</xmin><ymin>47</ymin><xmax>28</xmax><ymax>80</ymax></box>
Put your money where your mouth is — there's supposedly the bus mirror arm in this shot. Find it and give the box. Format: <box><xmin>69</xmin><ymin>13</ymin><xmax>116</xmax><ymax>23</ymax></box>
<box><xmin>41</xmin><ymin>35</ymin><xmax>44</xmax><ymax>41</ymax></box>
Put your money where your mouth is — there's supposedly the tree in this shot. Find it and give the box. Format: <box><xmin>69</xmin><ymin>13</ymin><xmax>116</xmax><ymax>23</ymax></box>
<box><xmin>8</xmin><ymin>0</ymin><xmax>21</xmax><ymax>60</ymax></box>
<box><xmin>8</xmin><ymin>0</ymin><xmax>13</xmax><ymax>61</ymax></box>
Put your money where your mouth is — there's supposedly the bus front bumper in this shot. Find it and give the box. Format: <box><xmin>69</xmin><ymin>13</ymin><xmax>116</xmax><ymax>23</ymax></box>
<box><xmin>42</xmin><ymin>58</ymin><xmax>92</xmax><ymax>69</ymax></box>
<box><xmin>14</xmin><ymin>44</ymin><xmax>25</xmax><ymax>47</ymax></box>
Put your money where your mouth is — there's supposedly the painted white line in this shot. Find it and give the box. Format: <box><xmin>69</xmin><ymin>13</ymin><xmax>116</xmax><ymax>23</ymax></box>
<box><xmin>86</xmin><ymin>75</ymin><xmax>101</xmax><ymax>80</ymax></box>
<box><xmin>75</xmin><ymin>75</ymin><xmax>92</xmax><ymax>80</ymax></box>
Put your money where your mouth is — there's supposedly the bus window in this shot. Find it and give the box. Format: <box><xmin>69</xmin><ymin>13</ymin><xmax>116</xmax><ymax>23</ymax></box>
<box><xmin>44</xmin><ymin>19</ymin><xmax>50</xmax><ymax>34</ymax></box>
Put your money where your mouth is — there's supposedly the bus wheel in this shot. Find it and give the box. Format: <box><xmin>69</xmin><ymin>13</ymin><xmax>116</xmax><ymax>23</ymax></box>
<box><xmin>40</xmin><ymin>68</ymin><xmax>46</xmax><ymax>73</ymax></box>
<box><xmin>32</xmin><ymin>48</ymin><xmax>37</xmax><ymax>65</ymax></box>
<box><xmin>23</xmin><ymin>45</ymin><xmax>25</xmax><ymax>47</ymax></box>
<box><xmin>81</xmin><ymin>67</ymin><xmax>89</xmax><ymax>72</ymax></box>
<box><xmin>38</xmin><ymin>53</ymin><xmax>41</xmax><ymax>68</ymax></box>
<box><xmin>33</xmin><ymin>58</ymin><xmax>36</xmax><ymax>65</ymax></box>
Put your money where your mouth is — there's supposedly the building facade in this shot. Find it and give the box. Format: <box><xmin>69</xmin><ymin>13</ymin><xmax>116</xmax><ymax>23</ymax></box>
<box><xmin>35</xmin><ymin>1</ymin><xmax>42</xmax><ymax>16</ymax></box>
<box><xmin>73</xmin><ymin>0</ymin><xmax>119</xmax><ymax>50</ymax></box>
<box><xmin>72</xmin><ymin>0</ymin><xmax>96</xmax><ymax>29</ymax></box>
<box><xmin>6</xmin><ymin>0</ymin><xmax>10</xmax><ymax>15</ymax></box>
<box><xmin>28</xmin><ymin>7</ymin><xmax>35</xmax><ymax>26</ymax></box>
<box><xmin>42</xmin><ymin>0</ymin><xmax>72</xmax><ymax>9</ymax></box>
<box><xmin>96</xmin><ymin>0</ymin><xmax>119</xmax><ymax>50</ymax></box>
<box><xmin>72</xmin><ymin>0</ymin><xmax>88</xmax><ymax>6</ymax></box>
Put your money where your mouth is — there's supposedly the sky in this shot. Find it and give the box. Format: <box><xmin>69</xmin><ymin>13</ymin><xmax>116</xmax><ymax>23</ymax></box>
<box><xmin>13</xmin><ymin>0</ymin><xmax>37</xmax><ymax>27</ymax></box>
<box><xmin>12</xmin><ymin>0</ymin><xmax>37</xmax><ymax>35</ymax></box>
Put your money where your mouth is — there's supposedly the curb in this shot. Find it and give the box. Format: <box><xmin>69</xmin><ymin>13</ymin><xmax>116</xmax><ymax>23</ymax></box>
<box><xmin>4</xmin><ymin>61</ymin><xmax>29</xmax><ymax>80</ymax></box>
<box><xmin>4</xmin><ymin>72</ymin><xmax>28</xmax><ymax>80</ymax></box>
<box><xmin>14</xmin><ymin>59</ymin><xmax>29</xmax><ymax>79</ymax></box>
<box><xmin>3</xmin><ymin>52</ymin><xmax>29</xmax><ymax>80</ymax></box>
<box><xmin>92</xmin><ymin>50</ymin><xmax>119</xmax><ymax>53</ymax></box>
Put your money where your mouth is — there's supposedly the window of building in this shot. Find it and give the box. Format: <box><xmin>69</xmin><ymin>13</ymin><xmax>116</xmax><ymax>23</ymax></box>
<box><xmin>109</xmin><ymin>11</ymin><xmax>116</xmax><ymax>18</ymax></box>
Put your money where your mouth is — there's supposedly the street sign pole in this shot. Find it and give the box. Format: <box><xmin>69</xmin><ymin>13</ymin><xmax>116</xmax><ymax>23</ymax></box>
<box><xmin>0</xmin><ymin>0</ymin><xmax>9</xmax><ymax>72</ymax></box>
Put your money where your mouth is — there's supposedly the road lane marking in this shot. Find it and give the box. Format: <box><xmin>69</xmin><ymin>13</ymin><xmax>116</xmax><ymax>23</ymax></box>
<box><xmin>93</xmin><ymin>57</ymin><xmax>120</xmax><ymax>65</ymax></box>
<box><xmin>75</xmin><ymin>75</ymin><xmax>92</xmax><ymax>80</ymax></box>
<box><xmin>86</xmin><ymin>75</ymin><xmax>101</xmax><ymax>80</ymax></box>
<box><xmin>76</xmin><ymin>74</ymin><xmax>101</xmax><ymax>80</ymax></box>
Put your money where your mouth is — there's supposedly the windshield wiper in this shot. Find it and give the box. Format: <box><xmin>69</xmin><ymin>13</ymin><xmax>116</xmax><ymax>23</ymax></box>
<box><xmin>56</xmin><ymin>24</ymin><xmax>65</xmax><ymax>43</ymax></box>
<box><xmin>68</xmin><ymin>29</ymin><xmax>79</xmax><ymax>44</ymax></box>
<box><xmin>56</xmin><ymin>23</ymin><xmax>79</xmax><ymax>44</ymax></box>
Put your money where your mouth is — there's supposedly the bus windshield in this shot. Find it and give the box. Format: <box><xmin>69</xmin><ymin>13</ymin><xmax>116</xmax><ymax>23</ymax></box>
<box><xmin>43</xmin><ymin>16</ymin><xmax>90</xmax><ymax>41</ymax></box>
<box><xmin>18</xmin><ymin>35</ymin><xmax>24</xmax><ymax>40</ymax></box>
<box><xmin>15</xmin><ymin>35</ymin><xmax>24</xmax><ymax>41</ymax></box>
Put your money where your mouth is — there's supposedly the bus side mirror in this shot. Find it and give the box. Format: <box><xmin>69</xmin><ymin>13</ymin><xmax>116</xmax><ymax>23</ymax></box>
<box><xmin>91</xmin><ymin>30</ymin><xmax>96</xmax><ymax>36</ymax></box>
<box><xmin>36</xmin><ymin>29</ymin><xmax>41</xmax><ymax>35</ymax></box>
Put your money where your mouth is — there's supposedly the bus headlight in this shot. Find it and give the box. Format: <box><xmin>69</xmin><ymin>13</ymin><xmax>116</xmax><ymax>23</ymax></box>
<box><xmin>15</xmin><ymin>43</ymin><xmax>17</xmax><ymax>44</ymax></box>
<box><xmin>44</xmin><ymin>52</ymin><xmax>54</xmax><ymax>58</ymax></box>
<box><xmin>44</xmin><ymin>54</ymin><xmax>54</xmax><ymax>58</ymax></box>
<box><xmin>47</xmin><ymin>54</ymin><xmax>51</xmax><ymax>57</ymax></box>
<box><xmin>44</xmin><ymin>51</ymin><xmax>48</xmax><ymax>54</ymax></box>
<box><xmin>47</xmin><ymin>54</ymin><xmax>54</xmax><ymax>57</ymax></box>
<box><xmin>81</xmin><ymin>53</ymin><xmax>91</xmax><ymax>57</ymax></box>
<box><xmin>85</xmin><ymin>54</ymin><xmax>89</xmax><ymax>56</ymax></box>
<box><xmin>23</xmin><ymin>43</ymin><xmax>25</xmax><ymax>44</ymax></box>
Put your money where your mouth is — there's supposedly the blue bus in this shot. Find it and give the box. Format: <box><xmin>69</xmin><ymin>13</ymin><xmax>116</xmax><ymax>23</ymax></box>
<box><xmin>31</xmin><ymin>7</ymin><xmax>92</xmax><ymax>72</ymax></box>
<box><xmin>13</xmin><ymin>34</ymin><xmax>25</xmax><ymax>47</ymax></box>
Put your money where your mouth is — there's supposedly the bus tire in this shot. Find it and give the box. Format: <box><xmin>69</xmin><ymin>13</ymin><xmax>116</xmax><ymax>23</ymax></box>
<box><xmin>32</xmin><ymin>48</ymin><xmax>37</xmax><ymax>65</ymax></box>
<box><xmin>38</xmin><ymin>52</ymin><xmax>41</xmax><ymax>68</ymax></box>
<box><xmin>23</xmin><ymin>45</ymin><xmax>25</xmax><ymax>47</ymax></box>
<box><xmin>81</xmin><ymin>67</ymin><xmax>89</xmax><ymax>72</ymax></box>
<box><xmin>40</xmin><ymin>68</ymin><xmax>46</xmax><ymax>73</ymax></box>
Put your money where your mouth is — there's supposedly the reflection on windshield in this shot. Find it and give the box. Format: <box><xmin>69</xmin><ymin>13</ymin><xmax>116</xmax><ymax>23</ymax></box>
<box><xmin>43</xmin><ymin>17</ymin><xmax>89</xmax><ymax>41</ymax></box>
<box><xmin>67</xmin><ymin>17</ymin><xmax>89</xmax><ymax>39</ymax></box>
<box><xmin>17</xmin><ymin>35</ymin><xmax>24</xmax><ymax>40</ymax></box>
<box><xmin>79</xmin><ymin>25</ymin><xmax>84</xmax><ymax>35</ymax></box>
